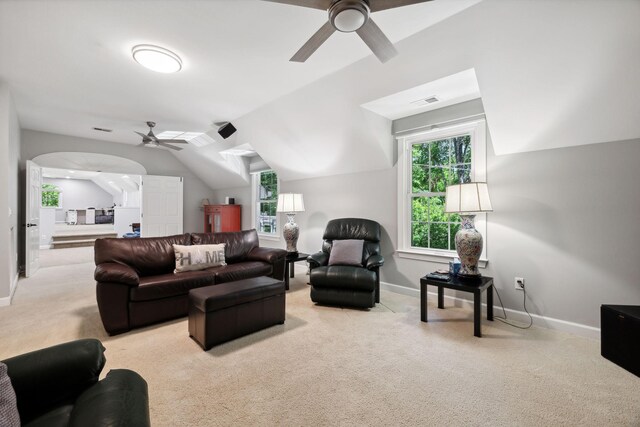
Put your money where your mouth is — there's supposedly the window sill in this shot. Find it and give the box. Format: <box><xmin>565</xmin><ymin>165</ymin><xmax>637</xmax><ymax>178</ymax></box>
<box><xmin>396</xmin><ymin>249</ymin><xmax>488</xmax><ymax>268</ymax></box>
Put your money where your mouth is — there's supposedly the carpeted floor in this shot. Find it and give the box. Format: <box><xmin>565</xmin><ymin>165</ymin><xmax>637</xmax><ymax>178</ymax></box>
<box><xmin>1</xmin><ymin>248</ymin><xmax>638</xmax><ymax>426</ymax></box>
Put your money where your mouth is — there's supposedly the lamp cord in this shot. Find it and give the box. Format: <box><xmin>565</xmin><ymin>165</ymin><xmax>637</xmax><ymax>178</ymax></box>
<box><xmin>493</xmin><ymin>285</ymin><xmax>533</xmax><ymax>329</ymax></box>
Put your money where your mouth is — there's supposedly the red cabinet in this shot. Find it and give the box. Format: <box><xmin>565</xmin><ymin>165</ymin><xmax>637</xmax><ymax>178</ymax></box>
<box><xmin>204</xmin><ymin>204</ymin><xmax>241</xmax><ymax>233</ymax></box>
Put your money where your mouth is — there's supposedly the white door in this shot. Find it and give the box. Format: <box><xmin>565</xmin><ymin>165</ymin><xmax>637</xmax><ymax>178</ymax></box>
<box><xmin>140</xmin><ymin>175</ymin><xmax>183</xmax><ymax>237</ymax></box>
<box><xmin>25</xmin><ymin>160</ymin><xmax>41</xmax><ymax>277</ymax></box>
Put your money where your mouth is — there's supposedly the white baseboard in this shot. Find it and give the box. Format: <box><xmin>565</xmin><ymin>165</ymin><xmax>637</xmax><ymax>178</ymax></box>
<box><xmin>380</xmin><ymin>281</ymin><xmax>600</xmax><ymax>340</ymax></box>
<box><xmin>0</xmin><ymin>274</ymin><xmax>19</xmax><ymax>307</ymax></box>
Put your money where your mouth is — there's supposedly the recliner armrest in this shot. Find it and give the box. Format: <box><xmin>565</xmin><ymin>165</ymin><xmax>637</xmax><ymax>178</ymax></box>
<box><xmin>307</xmin><ymin>252</ymin><xmax>328</xmax><ymax>269</ymax></box>
<box><xmin>246</xmin><ymin>247</ymin><xmax>287</xmax><ymax>264</ymax></box>
<box><xmin>70</xmin><ymin>369</ymin><xmax>150</xmax><ymax>427</ymax></box>
<box><xmin>2</xmin><ymin>339</ymin><xmax>106</xmax><ymax>425</ymax></box>
<box><xmin>366</xmin><ymin>254</ymin><xmax>384</xmax><ymax>270</ymax></box>
<box><xmin>95</xmin><ymin>263</ymin><xmax>139</xmax><ymax>286</ymax></box>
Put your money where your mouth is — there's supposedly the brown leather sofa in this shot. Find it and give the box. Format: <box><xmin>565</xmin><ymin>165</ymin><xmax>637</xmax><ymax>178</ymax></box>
<box><xmin>94</xmin><ymin>229</ymin><xmax>286</xmax><ymax>335</ymax></box>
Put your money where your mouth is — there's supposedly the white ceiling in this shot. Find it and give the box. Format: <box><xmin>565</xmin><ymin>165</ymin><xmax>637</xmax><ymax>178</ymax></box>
<box><xmin>4</xmin><ymin>0</ymin><xmax>638</xmax><ymax>190</ymax></box>
<box><xmin>42</xmin><ymin>167</ymin><xmax>141</xmax><ymax>197</ymax></box>
<box><xmin>0</xmin><ymin>0</ymin><xmax>479</xmax><ymax>145</ymax></box>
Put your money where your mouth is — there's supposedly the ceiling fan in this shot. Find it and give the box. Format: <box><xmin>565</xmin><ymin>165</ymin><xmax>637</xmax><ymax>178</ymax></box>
<box><xmin>134</xmin><ymin>121</ymin><xmax>188</xmax><ymax>151</ymax></box>
<box><xmin>263</xmin><ymin>0</ymin><xmax>432</xmax><ymax>63</ymax></box>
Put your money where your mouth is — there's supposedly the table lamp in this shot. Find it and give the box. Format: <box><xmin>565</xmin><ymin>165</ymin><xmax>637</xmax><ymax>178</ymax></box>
<box><xmin>445</xmin><ymin>182</ymin><xmax>492</xmax><ymax>278</ymax></box>
<box><xmin>276</xmin><ymin>193</ymin><xmax>305</xmax><ymax>254</ymax></box>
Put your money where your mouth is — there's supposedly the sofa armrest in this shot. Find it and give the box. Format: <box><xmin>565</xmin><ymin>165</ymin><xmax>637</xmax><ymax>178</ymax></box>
<box><xmin>95</xmin><ymin>263</ymin><xmax>139</xmax><ymax>286</ymax></box>
<box><xmin>307</xmin><ymin>252</ymin><xmax>328</xmax><ymax>269</ymax></box>
<box><xmin>2</xmin><ymin>339</ymin><xmax>106</xmax><ymax>424</ymax></box>
<box><xmin>247</xmin><ymin>247</ymin><xmax>287</xmax><ymax>281</ymax></box>
<box><xmin>70</xmin><ymin>369</ymin><xmax>150</xmax><ymax>427</ymax></box>
<box><xmin>247</xmin><ymin>246</ymin><xmax>287</xmax><ymax>264</ymax></box>
<box><xmin>366</xmin><ymin>254</ymin><xmax>384</xmax><ymax>270</ymax></box>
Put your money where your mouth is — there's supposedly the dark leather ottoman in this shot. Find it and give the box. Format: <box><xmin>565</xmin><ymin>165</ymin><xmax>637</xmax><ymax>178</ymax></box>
<box><xmin>188</xmin><ymin>276</ymin><xmax>286</xmax><ymax>350</ymax></box>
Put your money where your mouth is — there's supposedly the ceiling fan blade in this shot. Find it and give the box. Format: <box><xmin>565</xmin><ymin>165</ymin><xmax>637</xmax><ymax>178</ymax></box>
<box><xmin>368</xmin><ymin>0</ymin><xmax>433</xmax><ymax>13</ymax></box>
<box><xmin>134</xmin><ymin>131</ymin><xmax>152</xmax><ymax>141</ymax></box>
<box><xmin>261</xmin><ymin>0</ymin><xmax>331</xmax><ymax>10</ymax></box>
<box><xmin>291</xmin><ymin>21</ymin><xmax>336</xmax><ymax>62</ymax></box>
<box><xmin>356</xmin><ymin>18</ymin><xmax>398</xmax><ymax>63</ymax></box>
<box><xmin>158</xmin><ymin>142</ymin><xmax>183</xmax><ymax>151</ymax></box>
<box><xmin>157</xmin><ymin>139</ymin><xmax>188</xmax><ymax>144</ymax></box>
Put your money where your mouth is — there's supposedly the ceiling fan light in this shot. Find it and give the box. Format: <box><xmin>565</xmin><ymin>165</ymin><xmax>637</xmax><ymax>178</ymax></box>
<box><xmin>132</xmin><ymin>44</ymin><xmax>182</xmax><ymax>73</ymax></box>
<box><xmin>333</xmin><ymin>9</ymin><xmax>366</xmax><ymax>32</ymax></box>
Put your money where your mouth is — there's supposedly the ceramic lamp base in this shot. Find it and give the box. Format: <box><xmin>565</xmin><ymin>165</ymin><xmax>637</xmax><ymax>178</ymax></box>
<box><xmin>454</xmin><ymin>215</ymin><xmax>483</xmax><ymax>277</ymax></box>
<box><xmin>283</xmin><ymin>214</ymin><xmax>300</xmax><ymax>253</ymax></box>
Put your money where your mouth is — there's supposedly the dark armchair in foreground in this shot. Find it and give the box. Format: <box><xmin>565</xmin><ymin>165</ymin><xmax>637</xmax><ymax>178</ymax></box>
<box><xmin>1</xmin><ymin>339</ymin><xmax>150</xmax><ymax>427</ymax></box>
<box><xmin>307</xmin><ymin>218</ymin><xmax>384</xmax><ymax>309</ymax></box>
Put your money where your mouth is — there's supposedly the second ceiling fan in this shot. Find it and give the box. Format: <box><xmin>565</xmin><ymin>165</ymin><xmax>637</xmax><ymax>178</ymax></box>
<box><xmin>135</xmin><ymin>121</ymin><xmax>188</xmax><ymax>151</ymax></box>
<box><xmin>264</xmin><ymin>0</ymin><xmax>432</xmax><ymax>63</ymax></box>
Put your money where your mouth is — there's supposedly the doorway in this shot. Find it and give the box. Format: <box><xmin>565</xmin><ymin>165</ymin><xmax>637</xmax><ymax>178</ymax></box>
<box><xmin>25</xmin><ymin>152</ymin><xmax>184</xmax><ymax>277</ymax></box>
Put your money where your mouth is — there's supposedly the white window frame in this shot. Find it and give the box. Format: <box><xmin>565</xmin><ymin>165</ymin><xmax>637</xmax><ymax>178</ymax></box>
<box><xmin>251</xmin><ymin>170</ymin><xmax>280</xmax><ymax>241</ymax></box>
<box><xmin>396</xmin><ymin>119</ymin><xmax>488</xmax><ymax>266</ymax></box>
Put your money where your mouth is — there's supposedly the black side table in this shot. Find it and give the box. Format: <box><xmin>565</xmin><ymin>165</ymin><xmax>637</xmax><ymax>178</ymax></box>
<box><xmin>420</xmin><ymin>275</ymin><xmax>494</xmax><ymax>337</ymax></box>
<box><xmin>284</xmin><ymin>252</ymin><xmax>309</xmax><ymax>290</ymax></box>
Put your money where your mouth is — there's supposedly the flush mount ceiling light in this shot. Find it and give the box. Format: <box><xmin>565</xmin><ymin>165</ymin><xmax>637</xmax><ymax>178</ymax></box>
<box><xmin>131</xmin><ymin>44</ymin><xmax>182</xmax><ymax>73</ymax></box>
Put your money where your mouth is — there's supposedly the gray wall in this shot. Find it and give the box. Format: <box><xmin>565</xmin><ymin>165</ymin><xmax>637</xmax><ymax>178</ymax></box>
<box><xmin>211</xmin><ymin>186</ymin><xmax>253</xmax><ymax>236</ymax></box>
<box><xmin>0</xmin><ymin>83</ymin><xmax>20</xmax><ymax>301</ymax></box>
<box><xmin>44</xmin><ymin>178</ymin><xmax>114</xmax><ymax>222</ymax></box>
<box><xmin>21</xmin><ymin>130</ymin><xmax>215</xmax><ymax>236</ymax></box>
<box><xmin>210</xmin><ymin>107</ymin><xmax>640</xmax><ymax>330</ymax></box>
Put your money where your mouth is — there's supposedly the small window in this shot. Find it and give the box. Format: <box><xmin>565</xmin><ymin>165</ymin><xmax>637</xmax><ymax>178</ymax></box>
<box><xmin>41</xmin><ymin>183</ymin><xmax>62</xmax><ymax>208</ymax></box>
<box><xmin>254</xmin><ymin>170</ymin><xmax>278</xmax><ymax>236</ymax></box>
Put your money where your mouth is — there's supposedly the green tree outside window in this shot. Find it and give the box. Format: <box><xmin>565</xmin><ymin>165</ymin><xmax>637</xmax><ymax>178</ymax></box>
<box><xmin>41</xmin><ymin>183</ymin><xmax>61</xmax><ymax>208</ymax></box>
<box><xmin>411</xmin><ymin>135</ymin><xmax>470</xmax><ymax>250</ymax></box>
<box><xmin>258</xmin><ymin>171</ymin><xmax>278</xmax><ymax>234</ymax></box>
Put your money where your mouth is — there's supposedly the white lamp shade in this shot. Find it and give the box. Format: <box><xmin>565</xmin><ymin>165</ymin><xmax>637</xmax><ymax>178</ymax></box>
<box><xmin>276</xmin><ymin>193</ymin><xmax>305</xmax><ymax>213</ymax></box>
<box><xmin>445</xmin><ymin>183</ymin><xmax>493</xmax><ymax>213</ymax></box>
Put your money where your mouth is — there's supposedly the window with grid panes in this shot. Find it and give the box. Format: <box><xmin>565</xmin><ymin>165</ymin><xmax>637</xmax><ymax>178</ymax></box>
<box><xmin>410</xmin><ymin>135</ymin><xmax>471</xmax><ymax>250</ymax></box>
<box><xmin>256</xmin><ymin>170</ymin><xmax>278</xmax><ymax>235</ymax></box>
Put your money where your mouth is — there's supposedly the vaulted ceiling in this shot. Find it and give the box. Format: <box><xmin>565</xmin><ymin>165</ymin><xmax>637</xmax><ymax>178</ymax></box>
<box><xmin>1</xmin><ymin>0</ymin><xmax>638</xmax><ymax>189</ymax></box>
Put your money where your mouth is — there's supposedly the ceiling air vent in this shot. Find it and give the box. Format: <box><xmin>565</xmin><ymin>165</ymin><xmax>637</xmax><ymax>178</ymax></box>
<box><xmin>92</xmin><ymin>127</ymin><xmax>113</xmax><ymax>133</ymax></box>
<box><xmin>411</xmin><ymin>96</ymin><xmax>440</xmax><ymax>106</ymax></box>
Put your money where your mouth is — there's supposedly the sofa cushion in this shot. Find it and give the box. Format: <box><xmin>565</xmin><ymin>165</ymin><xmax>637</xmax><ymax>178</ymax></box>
<box><xmin>131</xmin><ymin>270</ymin><xmax>216</xmax><ymax>302</ymax></box>
<box><xmin>309</xmin><ymin>266</ymin><xmax>377</xmax><ymax>292</ymax></box>
<box><xmin>328</xmin><ymin>239</ymin><xmax>364</xmax><ymax>266</ymax></box>
<box><xmin>173</xmin><ymin>244</ymin><xmax>226</xmax><ymax>273</ymax></box>
<box><xmin>23</xmin><ymin>405</ymin><xmax>72</xmax><ymax>427</ymax></box>
<box><xmin>190</xmin><ymin>229</ymin><xmax>259</xmax><ymax>263</ymax></box>
<box><xmin>210</xmin><ymin>261</ymin><xmax>272</xmax><ymax>284</ymax></box>
<box><xmin>95</xmin><ymin>234</ymin><xmax>190</xmax><ymax>277</ymax></box>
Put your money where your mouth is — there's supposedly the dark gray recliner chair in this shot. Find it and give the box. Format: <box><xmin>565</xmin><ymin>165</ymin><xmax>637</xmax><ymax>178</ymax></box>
<box><xmin>307</xmin><ymin>218</ymin><xmax>384</xmax><ymax>309</ymax></box>
<box><xmin>1</xmin><ymin>339</ymin><xmax>150</xmax><ymax>427</ymax></box>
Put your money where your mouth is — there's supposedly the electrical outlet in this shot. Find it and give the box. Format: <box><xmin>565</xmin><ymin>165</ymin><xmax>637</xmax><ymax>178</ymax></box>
<box><xmin>515</xmin><ymin>277</ymin><xmax>525</xmax><ymax>290</ymax></box>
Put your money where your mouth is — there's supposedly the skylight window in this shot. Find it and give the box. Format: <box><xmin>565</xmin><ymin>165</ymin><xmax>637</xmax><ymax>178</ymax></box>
<box><xmin>156</xmin><ymin>131</ymin><xmax>215</xmax><ymax>147</ymax></box>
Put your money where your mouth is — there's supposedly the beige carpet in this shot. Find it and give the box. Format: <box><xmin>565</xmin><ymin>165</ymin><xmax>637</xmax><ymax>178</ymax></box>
<box><xmin>1</xmin><ymin>248</ymin><xmax>638</xmax><ymax>426</ymax></box>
